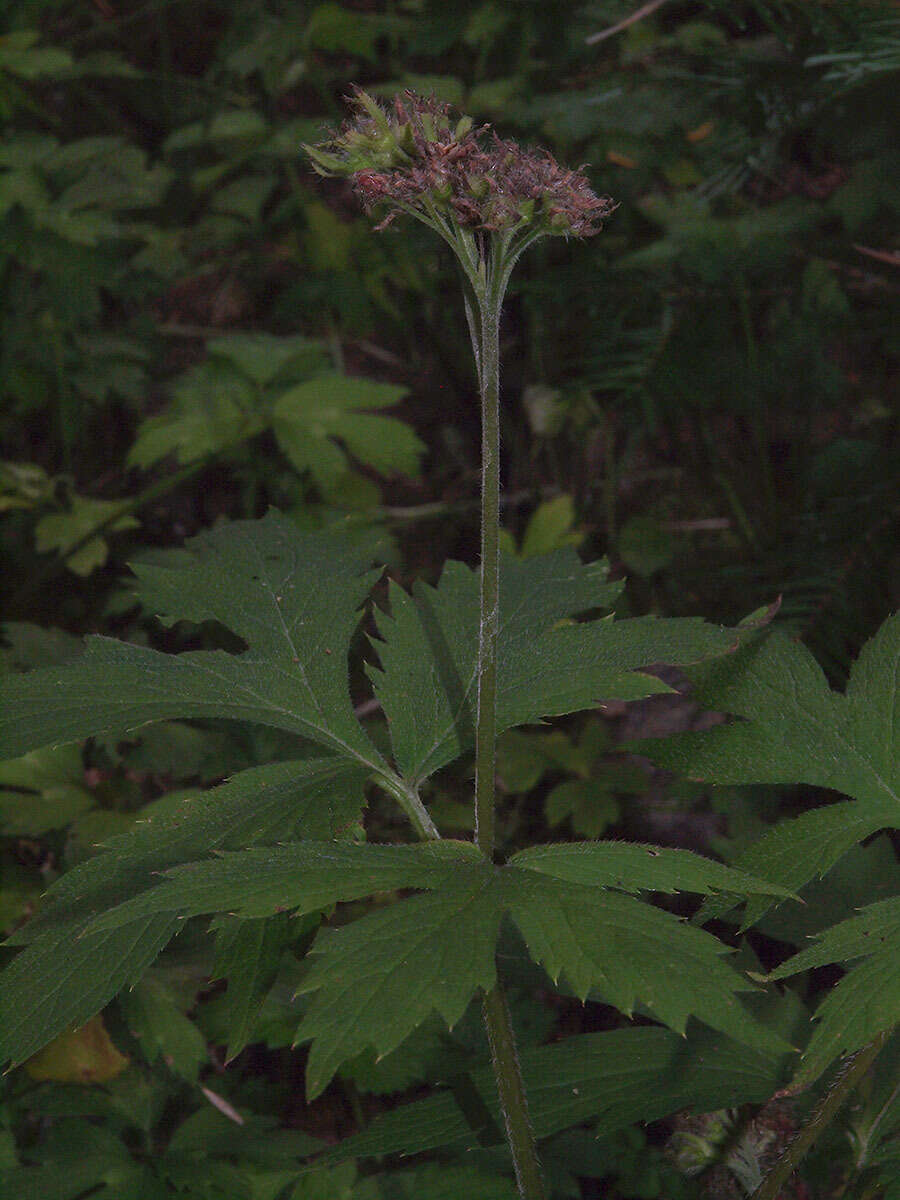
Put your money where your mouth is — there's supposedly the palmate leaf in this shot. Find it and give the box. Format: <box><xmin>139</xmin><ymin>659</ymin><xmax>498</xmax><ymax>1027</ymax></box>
<box><xmin>768</xmin><ymin>897</ymin><xmax>900</xmax><ymax>1083</ymax></box>
<box><xmin>633</xmin><ymin>613</ymin><xmax>900</xmax><ymax>921</ymax></box>
<box><xmin>44</xmin><ymin>837</ymin><xmax>789</xmax><ymax>1098</ymax></box>
<box><xmin>0</xmin><ymin>513</ymin><xmax>385</xmax><ymax>769</ymax></box>
<box><xmin>0</xmin><ymin>758</ymin><xmax>367</xmax><ymax>1066</ymax></box>
<box><xmin>370</xmin><ymin>548</ymin><xmax>747</xmax><ymax>784</ymax></box>
<box><xmin>295</xmin><ymin>872</ymin><xmax>503</xmax><ymax>1100</ymax></box>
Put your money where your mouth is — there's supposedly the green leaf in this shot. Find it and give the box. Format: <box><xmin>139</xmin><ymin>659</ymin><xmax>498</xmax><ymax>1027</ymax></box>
<box><xmin>0</xmin><ymin>745</ymin><xmax>94</xmax><ymax>834</ymax></box>
<box><xmin>127</xmin><ymin>358</ymin><xmax>260</xmax><ymax>469</ymax></box>
<box><xmin>316</xmin><ymin>1020</ymin><xmax>790</xmax><ymax>1165</ymax></box>
<box><xmin>208</xmin><ymin>333</ymin><xmax>328</xmax><ymax>387</ymax></box>
<box><xmin>0</xmin><ymin>758</ymin><xmax>366</xmax><ymax>1066</ymax></box>
<box><xmin>0</xmin><ymin>514</ymin><xmax>385</xmax><ymax>770</ymax></box>
<box><xmin>272</xmin><ymin>374</ymin><xmax>424</xmax><ymax>487</ymax></box>
<box><xmin>120</xmin><ymin>972</ymin><xmax>207</xmax><ymax>1080</ymax></box>
<box><xmin>35</xmin><ymin>496</ymin><xmax>139</xmax><ymax>575</ymax></box>
<box><xmin>501</xmin><ymin>870</ymin><xmax>786</xmax><ymax>1054</ymax></box>
<box><xmin>767</xmin><ymin>897</ymin><xmax>900</xmax><ymax>1083</ymax></box>
<box><xmin>287</xmin><ymin>846</ymin><xmax>785</xmax><ymax>1098</ymax></box>
<box><xmin>518</xmin><ymin>495</ymin><xmax>582</xmax><ymax>558</ymax></box>
<box><xmin>509</xmin><ymin>841</ymin><xmax>795</xmax><ymax>899</ymax></box>
<box><xmin>0</xmin><ymin>915</ymin><xmax>180</xmax><ymax>1066</ymax></box>
<box><xmin>212</xmin><ymin>914</ymin><xmax>296</xmax><ymax>1061</ymax></box>
<box><xmin>371</xmin><ymin>548</ymin><xmax>743</xmax><ymax>784</ymax></box>
<box><xmin>86</xmin><ymin>839</ymin><xmax>482</xmax><ymax>931</ymax></box>
<box><xmin>295</xmin><ymin>870</ymin><xmax>502</xmax><ymax>1099</ymax></box>
<box><xmin>10</xmin><ymin>757</ymin><xmax>369</xmax><ymax>947</ymax></box>
<box><xmin>634</xmin><ymin>614</ymin><xmax>900</xmax><ymax>918</ymax></box>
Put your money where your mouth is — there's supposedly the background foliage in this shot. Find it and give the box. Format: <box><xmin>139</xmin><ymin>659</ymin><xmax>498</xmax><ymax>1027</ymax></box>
<box><xmin>0</xmin><ymin>2</ymin><xmax>897</xmax><ymax>1197</ymax></box>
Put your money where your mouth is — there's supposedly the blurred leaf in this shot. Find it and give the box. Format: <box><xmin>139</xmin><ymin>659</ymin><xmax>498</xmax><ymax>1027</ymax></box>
<box><xmin>120</xmin><ymin>973</ymin><xmax>206</xmax><ymax>1080</ymax></box>
<box><xmin>25</xmin><ymin>1015</ymin><xmax>128</xmax><ymax>1084</ymax></box>
<box><xmin>0</xmin><ymin>745</ymin><xmax>93</xmax><ymax>835</ymax></box>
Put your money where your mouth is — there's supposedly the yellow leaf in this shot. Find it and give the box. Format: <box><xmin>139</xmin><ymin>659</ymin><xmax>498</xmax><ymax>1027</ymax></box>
<box><xmin>25</xmin><ymin>1015</ymin><xmax>129</xmax><ymax>1083</ymax></box>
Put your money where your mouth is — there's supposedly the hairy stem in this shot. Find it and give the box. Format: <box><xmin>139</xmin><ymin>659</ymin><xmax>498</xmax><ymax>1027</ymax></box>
<box><xmin>474</xmin><ymin>286</ymin><xmax>501</xmax><ymax>860</ymax></box>
<box><xmin>752</xmin><ymin>1032</ymin><xmax>888</xmax><ymax>1200</ymax></box>
<box><xmin>483</xmin><ymin>985</ymin><xmax>547</xmax><ymax>1200</ymax></box>
<box><xmin>466</xmin><ymin>242</ymin><xmax>547</xmax><ymax>1200</ymax></box>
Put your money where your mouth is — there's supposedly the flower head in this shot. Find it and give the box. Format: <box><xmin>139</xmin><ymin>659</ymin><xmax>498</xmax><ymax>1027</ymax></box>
<box><xmin>304</xmin><ymin>88</ymin><xmax>615</xmax><ymax>239</ymax></box>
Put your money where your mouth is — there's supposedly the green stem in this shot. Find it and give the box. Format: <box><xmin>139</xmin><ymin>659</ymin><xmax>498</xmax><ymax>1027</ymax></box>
<box><xmin>375</xmin><ymin>771</ymin><xmax>440</xmax><ymax>841</ymax></box>
<box><xmin>464</xmin><ymin>239</ymin><xmax>547</xmax><ymax>1200</ymax></box>
<box><xmin>474</xmin><ymin>283</ymin><xmax>501</xmax><ymax>861</ymax></box>
<box><xmin>482</xmin><ymin>986</ymin><xmax>547</xmax><ymax>1200</ymax></box>
<box><xmin>751</xmin><ymin>1032</ymin><xmax>888</xmax><ymax>1200</ymax></box>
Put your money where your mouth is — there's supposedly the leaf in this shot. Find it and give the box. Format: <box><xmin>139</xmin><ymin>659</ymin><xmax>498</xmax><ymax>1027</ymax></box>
<box><xmin>0</xmin><ymin>514</ymin><xmax>385</xmax><ymax>770</ymax></box>
<box><xmin>500</xmin><ymin>869</ymin><xmax>786</xmax><ymax>1055</ymax></box>
<box><xmin>0</xmin><ymin>915</ymin><xmax>180</xmax><ymax>1066</ymax></box>
<box><xmin>207</xmin><ymin>333</ymin><xmax>328</xmax><ymax>387</ymax></box>
<box><xmin>0</xmin><ymin>745</ymin><xmax>94</xmax><ymax>834</ymax></box>
<box><xmin>295</xmin><ymin>871</ymin><xmax>502</xmax><ymax>1100</ymax></box>
<box><xmin>372</xmin><ymin>548</ymin><xmax>738</xmax><ymax>784</ymax></box>
<box><xmin>544</xmin><ymin>778</ymin><xmax>621</xmax><ymax>837</ymax></box>
<box><xmin>768</xmin><ymin>897</ymin><xmax>900</xmax><ymax>1083</ymax></box>
<box><xmin>286</xmin><ymin>845</ymin><xmax>786</xmax><ymax>1098</ymax></box>
<box><xmin>85</xmin><ymin>839</ymin><xmax>485</xmax><ymax>932</ymax></box>
<box><xmin>271</xmin><ymin>374</ymin><xmax>425</xmax><ymax>488</ymax></box>
<box><xmin>0</xmin><ymin>758</ymin><xmax>366</xmax><ymax>1066</ymax></box>
<box><xmin>316</xmin><ymin>1019</ymin><xmax>791</xmax><ymax>1166</ymax></box>
<box><xmin>9</xmin><ymin>757</ymin><xmax>368</xmax><ymax>947</ymax></box>
<box><xmin>509</xmin><ymin>841</ymin><xmax>795</xmax><ymax>899</ymax></box>
<box><xmin>212</xmin><ymin>914</ymin><xmax>296</xmax><ymax>1061</ymax></box>
<box><xmin>120</xmin><ymin>972</ymin><xmax>207</xmax><ymax>1080</ymax></box>
<box><xmin>634</xmin><ymin>614</ymin><xmax>900</xmax><ymax>918</ymax></box>
<box><xmin>127</xmin><ymin>358</ymin><xmax>260</xmax><ymax>468</ymax></box>
<box><xmin>35</xmin><ymin>495</ymin><xmax>139</xmax><ymax>575</ymax></box>
<box><xmin>24</xmin><ymin>1015</ymin><xmax>129</xmax><ymax>1083</ymax></box>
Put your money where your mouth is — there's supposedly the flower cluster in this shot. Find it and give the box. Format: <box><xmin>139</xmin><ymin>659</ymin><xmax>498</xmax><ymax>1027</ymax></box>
<box><xmin>304</xmin><ymin>89</ymin><xmax>615</xmax><ymax>238</ymax></box>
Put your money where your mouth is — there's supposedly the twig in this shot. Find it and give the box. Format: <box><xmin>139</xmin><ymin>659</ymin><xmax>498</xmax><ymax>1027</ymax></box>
<box><xmin>586</xmin><ymin>0</ymin><xmax>669</xmax><ymax>45</ymax></box>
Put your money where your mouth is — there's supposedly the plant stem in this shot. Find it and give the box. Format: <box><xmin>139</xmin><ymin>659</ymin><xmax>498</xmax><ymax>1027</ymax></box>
<box><xmin>466</xmin><ymin>240</ymin><xmax>547</xmax><ymax>1200</ymax></box>
<box><xmin>483</xmin><ymin>985</ymin><xmax>547</xmax><ymax>1200</ymax></box>
<box><xmin>474</xmin><ymin>287</ymin><xmax>501</xmax><ymax>861</ymax></box>
<box><xmin>752</xmin><ymin>1032</ymin><xmax>888</xmax><ymax>1200</ymax></box>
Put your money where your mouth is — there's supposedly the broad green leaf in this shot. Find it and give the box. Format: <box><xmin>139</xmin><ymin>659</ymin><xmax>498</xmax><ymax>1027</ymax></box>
<box><xmin>120</xmin><ymin>972</ymin><xmax>207</xmax><ymax>1080</ymax></box>
<box><xmin>212</xmin><ymin>914</ymin><xmax>298</xmax><ymax>1063</ymax></box>
<box><xmin>509</xmin><ymin>841</ymin><xmax>795</xmax><ymax>899</ymax></box>
<box><xmin>316</xmin><ymin>1020</ymin><xmax>791</xmax><ymax>1166</ymax></box>
<box><xmin>501</xmin><ymin>870</ymin><xmax>785</xmax><ymax>1054</ymax></box>
<box><xmin>207</xmin><ymin>333</ymin><xmax>328</xmax><ymax>387</ymax></box>
<box><xmin>295</xmin><ymin>872</ymin><xmax>502</xmax><ymax>1099</ymax></box>
<box><xmin>0</xmin><ymin>759</ymin><xmax>366</xmax><ymax>1066</ymax></box>
<box><xmin>127</xmin><ymin>358</ymin><xmax>260</xmax><ymax>468</ymax></box>
<box><xmin>0</xmin><ymin>514</ymin><xmax>385</xmax><ymax>770</ymax></box>
<box><xmin>634</xmin><ymin>616</ymin><xmax>899</xmax><ymax>808</ymax></box>
<box><xmin>272</xmin><ymin>374</ymin><xmax>424</xmax><ymax>487</ymax></box>
<box><xmin>768</xmin><ymin>897</ymin><xmax>900</xmax><ymax>1083</ymax></box>
<box><xmin>86</xmin><ymin>839</ymin><xmax>482</xmax><ymax>931</ymax></box>
<box><xmin>289</xmin><ymin>850</ymin><xmax>786</xmax><ymax>1098</ymax></box>
<box><xmin>373</xmin><ymin>548</ymin><xmax>734</xmax><ymax>783</ymax></box>
<box><xmin>699</xmin><ymin>800</ymin><xmax>891</xmax><ymax>928</ymax></box>
<box><xmin>35</xmin><ymin>495</ymin><xmax>139</xmax><ymax>575</ymax></box>
<box><xmin>0</xmin><ymin>915</ymin><xmax>180</xmax><ymax>1066</ymax></box>
<box><xmin>634</xmin><ymin>614</ymin><xmax>900</xmax><ymax>918</ymax></box>
<box><xmin>9</xmin><ymin>757</ymin><xmax>368</xmax><ymax>946</ymax></box>
<box><xmin>0</xmin><ymin>745</ymin><xmax>94</xmax><ymax>834</ymax></box>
